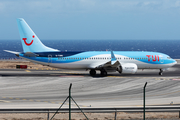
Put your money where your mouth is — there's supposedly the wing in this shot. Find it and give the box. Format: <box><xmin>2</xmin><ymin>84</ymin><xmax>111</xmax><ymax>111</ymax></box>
<box><xmin>89</xmin><ymin>50</ymin><xmax>120</xmax><ymax>69</ymax></box>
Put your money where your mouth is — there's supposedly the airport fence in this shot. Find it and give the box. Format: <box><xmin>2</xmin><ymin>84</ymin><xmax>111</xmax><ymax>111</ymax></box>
<box><xmin>0</xmin><ymin>107</ymin><xmax>180</xmax><ymax>120</ymax></box>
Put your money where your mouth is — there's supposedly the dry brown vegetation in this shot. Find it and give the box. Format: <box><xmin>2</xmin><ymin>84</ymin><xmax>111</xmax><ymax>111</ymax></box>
<box><xmin>0</xmin><ymin>61</ymin><xmax>53</xmax><ymax>70</ymax></box>
<box><xmin>0</xmin><ymin>112</ymin><xmax>179</xmax><ymax>120</ymax></box>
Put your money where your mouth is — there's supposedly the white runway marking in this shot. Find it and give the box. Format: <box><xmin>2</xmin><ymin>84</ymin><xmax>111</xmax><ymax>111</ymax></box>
<box><xmin>0</xmin><ymin>100</ymin><xmax>10</xmax><ymax>103</ymax></box>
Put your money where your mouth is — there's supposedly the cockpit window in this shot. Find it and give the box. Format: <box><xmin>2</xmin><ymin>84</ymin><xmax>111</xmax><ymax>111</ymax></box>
<box><xmin>167</xmin><ymin>57</ymin><xmax>171</xmax><ymax>59</ymax></box>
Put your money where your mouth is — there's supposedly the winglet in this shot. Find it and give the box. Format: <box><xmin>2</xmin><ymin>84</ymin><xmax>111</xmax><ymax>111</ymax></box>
<box><xmin>111</xmin><ymin>50</ymin><xmax>117</xmax><ymax>64</ymax></box>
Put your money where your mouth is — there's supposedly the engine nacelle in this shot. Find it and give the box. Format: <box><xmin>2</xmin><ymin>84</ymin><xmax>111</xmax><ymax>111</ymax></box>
<box><xmin>117</xmin><ymin>63</ymin><xmax>138</xmax><ymax>74</ymax></box>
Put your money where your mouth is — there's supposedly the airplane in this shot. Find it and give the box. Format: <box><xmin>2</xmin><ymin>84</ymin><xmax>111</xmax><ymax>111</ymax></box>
<box><xmin>4</xmin><ymin>18</ymin><xmax>177</xmax><ymax>76</ymax></box>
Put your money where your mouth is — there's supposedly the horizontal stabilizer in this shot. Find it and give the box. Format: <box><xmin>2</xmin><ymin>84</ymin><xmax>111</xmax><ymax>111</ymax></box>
<box><xmin>4</xmin><ymin>50</ymin><xmax>20</xmax><ymax>55</ymax></box>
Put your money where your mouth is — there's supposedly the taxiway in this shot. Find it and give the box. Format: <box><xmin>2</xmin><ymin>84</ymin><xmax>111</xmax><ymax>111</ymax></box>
<box><xmin>0</xmin><ymin>64</ymin><xmax>179</xmax><ymax>108</ymax></box>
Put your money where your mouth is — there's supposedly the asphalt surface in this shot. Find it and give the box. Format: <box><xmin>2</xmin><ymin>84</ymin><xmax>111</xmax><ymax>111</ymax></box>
<box><xmin>0</xmin><ymin>64</ymin><xmax>179</xmax><ymax>108</ymax></box>
<box><xmin>0</xmin><ymin>64</ymin><xmax>180</xmax><ymax>77</ymax></box>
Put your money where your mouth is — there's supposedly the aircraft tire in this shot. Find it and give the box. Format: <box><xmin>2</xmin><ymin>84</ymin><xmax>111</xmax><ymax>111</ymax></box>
<box><xmin>159</xmin><ymin>72</ymin><xmax>162</xmax><ymax>76</ymax></box>
<box><xmin>90</xmin><ymin>70</ymin><xmax>96</xmax><ymax>76</ymax></box>
<box><xmin>100</xmin><ymin>70</ymin><xmax>107</xmax><ymax>76</ymax></box>
<box><xmin>159</xmin><ymin>69</ymin><xmax>163</xmax><ymax>75</ymax></box>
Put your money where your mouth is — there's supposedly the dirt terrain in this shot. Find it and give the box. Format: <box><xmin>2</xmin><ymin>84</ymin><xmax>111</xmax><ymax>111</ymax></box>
<box><xmin>0</xmin><ymin>60</ymin><xmax>54</xmax><ymax>70</ymax></box>
<box><xmin>0</xmin><ymin>112</ymin><xmax>179</xmax><ymax>120</ymax></box>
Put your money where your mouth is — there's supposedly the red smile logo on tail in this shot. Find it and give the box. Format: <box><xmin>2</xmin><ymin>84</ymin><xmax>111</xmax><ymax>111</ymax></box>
<box><xmin>22</xmin><ymin>35</ymin><xmax>34</xmax><ymax>46</ymax></box>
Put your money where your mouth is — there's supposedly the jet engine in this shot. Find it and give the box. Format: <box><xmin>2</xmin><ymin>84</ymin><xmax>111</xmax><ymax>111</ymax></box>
<box><xmin>117</xmin><ymin>63</ymin><xmax>138</xmax><ymax>74</ymax></box>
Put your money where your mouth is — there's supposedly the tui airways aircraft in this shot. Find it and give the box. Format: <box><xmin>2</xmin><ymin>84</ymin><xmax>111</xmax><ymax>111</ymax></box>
<box><xmin>4</xmin><ymin>18</ymin><xmax>177</xmax><ymax>76</ymax></box>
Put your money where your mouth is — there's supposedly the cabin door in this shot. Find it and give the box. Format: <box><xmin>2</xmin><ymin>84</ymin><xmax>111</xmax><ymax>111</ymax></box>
<box><xmin>160</xmin><ymin>56</ymin><xmax>164</xmax><ymax>63</ymax></box>
<box><xmin>48</xmin><ymin>55</ymin><xmax>52</xmax><ymax>63</ymax></box>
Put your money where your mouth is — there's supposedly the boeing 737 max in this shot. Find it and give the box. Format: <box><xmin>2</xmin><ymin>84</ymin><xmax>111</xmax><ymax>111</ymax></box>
<box><xmin>4</xmin><ymin>18</ymin><xmax>177</xmax><ymax>76</ymax></box>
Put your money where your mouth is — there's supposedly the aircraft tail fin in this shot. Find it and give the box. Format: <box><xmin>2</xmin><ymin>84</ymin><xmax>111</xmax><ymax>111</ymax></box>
<box><xmin>17</xmin><ymin>18</ymin><xmax>59</xmax><ymax>53</ymax></box>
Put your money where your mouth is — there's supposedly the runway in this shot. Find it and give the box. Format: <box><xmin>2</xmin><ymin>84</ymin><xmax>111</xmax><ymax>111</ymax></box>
<box><xmin>0</xmin><ymin>64</ymin><xmax>179</xmax><ymax>108</ymax></box>
<box><xmin>0</xmin><ymin>64</ymin><xmax>180</xmax><ymax>77</ymax></box>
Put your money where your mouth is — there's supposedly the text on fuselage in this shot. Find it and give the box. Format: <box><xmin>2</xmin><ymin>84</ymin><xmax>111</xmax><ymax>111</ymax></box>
<box><xmin>146</xmin><ymin>55</ymin><xmax>159</xmax><ymax>62</ymax></box>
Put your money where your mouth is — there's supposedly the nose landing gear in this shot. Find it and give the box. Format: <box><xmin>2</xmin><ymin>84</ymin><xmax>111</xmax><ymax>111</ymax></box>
<box><xmin>159</xmin><ymin>69</ymin><xmax>163</xmax><ymax>75</ymax></box>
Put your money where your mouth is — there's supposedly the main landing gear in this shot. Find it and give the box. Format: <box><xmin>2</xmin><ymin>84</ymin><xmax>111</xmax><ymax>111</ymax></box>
<box><xmin>90</xmin><ymin>69</ymin><xmax>96</xmax><ymax>76</ymax></box>
<box><xmin>100</xmin><ymin>69</ymin><xmax>107</xmax><ymax>76</ymax></box>
<box><xmin>159</xmin><ymin>69</ymin><xmax>163</xmax><ymax>76</ymax></box>
<box><xmin>89</xmin><ymin>69</ymin><xmax>108</xmax><ymax>76</ymax></box>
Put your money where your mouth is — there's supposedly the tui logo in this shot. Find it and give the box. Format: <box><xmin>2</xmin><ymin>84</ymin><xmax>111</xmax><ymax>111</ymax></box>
<box><xmin>146</xmin><ymin>55</ymin><xmax>159</xmax><ymax>62</ymax></box>
<box><xmin>22</xmin><ymin>35</ymin><xmax>34</xmax><ymax>46</ymax></box>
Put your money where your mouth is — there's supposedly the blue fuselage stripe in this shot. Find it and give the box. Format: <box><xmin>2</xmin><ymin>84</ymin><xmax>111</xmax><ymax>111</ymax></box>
<box><xmin>19</xmin><ymin>51</ymin><xmax>176</xmax><ymax>65</ymax></box>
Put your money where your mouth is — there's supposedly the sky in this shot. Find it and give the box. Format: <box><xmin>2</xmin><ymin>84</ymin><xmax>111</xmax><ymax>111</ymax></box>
<box><xmin>1</xmin><ymin>0</ymin><xmax>180</xmax><ymax>40</ymax></box>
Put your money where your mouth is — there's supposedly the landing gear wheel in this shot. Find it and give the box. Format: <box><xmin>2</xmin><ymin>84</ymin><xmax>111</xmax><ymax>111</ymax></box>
<box><xmin>159</xmin><ymin>72</ymin><xmax>162</xmax><ymax>76</ymax></box>
<box><xmin>90</xmin><ymin>70</ymin><xmax>96</xmax><ymax>76</ymax></box>
<box><xmin>100</xmin><ymin>69</ymin><xmax>107</xmax><ymax>76</ymax></box>
<box><xmin>159</xmin><ymin>69</ymin><xmax>163</xmax><ymax>76</ymax></box>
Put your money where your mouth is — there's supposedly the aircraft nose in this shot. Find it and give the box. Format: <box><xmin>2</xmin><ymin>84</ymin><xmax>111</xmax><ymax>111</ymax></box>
<box><xmin>173</xmin><ymin>59</ymin><xmax>177</xmax><ymax>65</ymax></box>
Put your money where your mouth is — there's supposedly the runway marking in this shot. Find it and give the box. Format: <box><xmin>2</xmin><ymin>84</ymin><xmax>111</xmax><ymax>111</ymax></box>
<box><xmin>1</xmin><ymin>96</ymin><xmax>90</xmax><ymax>107</ymax></box>
<box><xmin>0</xmin><ymin>100</ymin><xmax>10</xmax><ymax>103</ymax></box>
<box><xmin>25</xmin><ymin>70</ymin><xmax>31</xmax><ymax>72</ymax></box>
<box><xmin>172</xmin><ymin>79</ymin><xmax>180</xmax><ymax>81</ymax></box>
<box><xmin>105</xmin><ymin>77</ymin><xmax>180</xmax><ymax>81</ymax></box>
<box><xmin>78</xmin><ymin>86</ymin><xmax>180</xmax><ymax>103</ymax></box>
<box><xmin>134</xmin><ymin>102</ymin><xmax>180</xmax><ymax>107</ymax></box>
<box><xmin>59</xmin><ymin>76</ymin><xmax>84</xmax><ymax>77</ymax></box>
<box><xmin>135</xmin><ymin>105</ymin><xmax>142</xmax><ymax>107</ymax></box>
<box><xmin>35</xmin><ymin>68</ymin><xmax>58</xmax><ymax>70</ymax></box>
<box><xmin>107</xmin><ymin>76</ymin><xmax>126</xmax><ymax>78</ymax></box>
<box><xmin>58</xmin><ymin>72</ymin><xmax>87</xmax><ymax>75</ymax></box>
<box><xmin>154</xmin><ymin>77</ymin><xmax>180</xmax><ymax>81</ymax></box>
